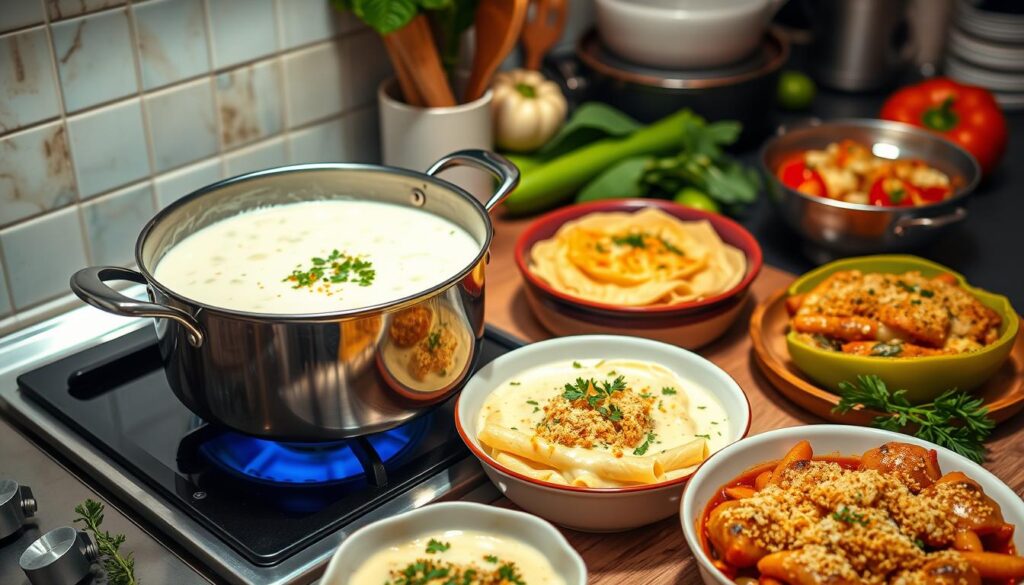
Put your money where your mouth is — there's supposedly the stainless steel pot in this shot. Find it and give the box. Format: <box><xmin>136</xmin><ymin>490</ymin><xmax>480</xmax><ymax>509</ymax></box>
<box><xmin>761</xmin><ymin>119</ymin><xmax>980</xmax><ymax>257</ymax></box>
<box><xmin>71</xmin><ymin>150</ymin><xmax>518</xmax><ymax>441</ymax></box>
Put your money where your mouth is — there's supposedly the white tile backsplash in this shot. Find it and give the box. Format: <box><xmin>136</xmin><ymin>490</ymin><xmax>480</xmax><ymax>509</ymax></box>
<box><xmin>82</xmin><ymin>181</ymin><xmax>155</xmax><ymax>266</ymax></box>
<box><xmin>0</xmin><ymin>205</ymin><xmax>87</xmax><ymax>309</ymax></box>
<box><xmin>207</xmin><ymin>0</ymin><xmax>278</xmax><ymax>69</ymax></box>
<box><xmin>133</xmin><ymin>0</ymin><xmax>210</xmax><ymax>90</ymax></box>
<box><xmin>224</xmin><ymin>136</ymin><xmax>286</xmax><ymax>176</ymax></box>
<box><xmin>67</xmin><ymin>98</ymin><xmax>151</xmax><ymax>197</ymax></box>
<box><xmin>0</xmin><ymin>256</ymin><xmax>10</xmax><ymax>316</ymax></box>
<box><xmin>278</xmin><ymin>0</ymin><xmax>348</xmax><ymax>49</ymax></box>
<box><xmin>216</xmin><ymin>58</ymin><xmax>283</xmax><ymax>148</ymax></box>
<box><xmin>46</xmin><ymin>0</ymin><xmax>125</xmax><ymax>21</ymax></box>
<box><xmin>0</xmin><ymin>27</ymin><xmax>61</xmax><ymax>133</ymax></box>
<box><xmin>51</xmin><ymin>8</ymin><xmax>138</xmax><ymax>112</ymax></box>
<box><xmin>340</xmin><ymin>32</ymin><xmax>391</xmax><ymax>111</ymax></box>
<box><xmin>145</xmin><ymin>78</ymin><xmax>218</xmax><ymax>171</ymax></box>
<box><xmin>282</xmin><ymin>41</ymin><xmax>344</xmax><ymax>127</ymax></box>
<box><xmin>288</xmin><ymin>107</ymin><xmax>379</xmax><ymax>164</ymax></box>
<box><xmin>154</xmin><ymin>158</ymin><xmax>222</xmax><ymax>209</ymax></box>
<box><xmin>0</xmin><ymin>121</ymin><xmax>76</xmax><ymax>226</ymax></box>
<box><xmin>0</xmin><ymin>0</ymin><xmax>45</xmax><ymax>34</ymax></box>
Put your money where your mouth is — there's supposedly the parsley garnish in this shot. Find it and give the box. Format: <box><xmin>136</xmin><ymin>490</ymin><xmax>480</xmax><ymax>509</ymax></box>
<box><xmin>659</xmin><ymin>236</ymin><xmax>684</xmax><ymax>255</ymax></box>
<box><xmin>572</xmin><ymin>361</ymin><xmax>582</xmax><ymax>369</ymax></box>
<box><xmin>896</xmin><ymin>279</ymin><xmax>934</xmax><ymax>298</ymax></box>
<box><xmin>427</xmin><ymin>330</ymin><xmax>441</xmax><ymax>351</ymax></box>
<box><xmin>831</xmin><ymin>506</ymin><xmax>869</xmax><ymax>526</ymax></box>
<box><xmin>484</xmin><ymin>555</ymin><xmax>499</xmax><ymax>563</ymax></box>
<box><xmin>425</xmin><ymin>538</ymin><xmax>450</xmax><ymax>553</ymax></box>
<box><xmin>612</xmin><ymin>232</ymin><xmax>646</xmax><ymax>248</ymax></box>
<box><xmin>284</xmin><ymin>249</ymin><xmax>374</xmax><ymax>289</ymax></box>
<box><xmin>695</xmin><ymin>433</ymin><xmax>711</xmax><ymax>440</ymax></box>
<box><xmin>509</xmin><ymin>381</ymin><xmax>521</xmax><ymax>386</ymax></box>
<box><xmin>661</xmin><ymin>387</ymin><xmax>677</xmax><ymax>395</ymax></box>
<box><xmin>633</xmin><ymin>432</ymin><xmax>657</xmax><ymax>456</ymax></box>
<box><xmin>834</xmin><ymin>375</ymin><xmax>994</xmax><ymax>463</ymax></box>
<box><xmin>526</xmin><ymin>400</ymin><xmax>538</xmax><ymax>405</ymax></box>
<box><xmin>561</xmin><ymin>376</ymin><xmax>628</xmax><ymax>421</ymax></box>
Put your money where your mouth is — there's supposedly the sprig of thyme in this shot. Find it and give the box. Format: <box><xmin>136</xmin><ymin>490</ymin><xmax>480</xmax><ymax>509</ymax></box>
<box><xmin>833</xmin><ymin>375</ymin><xmax>994</xmax><ymax>463</ymax></box>
<box><xmin>73</xmin><ymin>499</ymin><xmax>138</xmax><ymax>585</ymax></box>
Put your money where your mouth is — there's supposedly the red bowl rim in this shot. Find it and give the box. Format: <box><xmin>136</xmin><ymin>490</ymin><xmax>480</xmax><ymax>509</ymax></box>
<box><xmin>453</xmin><ymin>373</ymin><xmax>754</xmax><ymax>495</ymax></box>
<box><xmin>513</xmin><ymin>199</ymin><xmax>764</xmax><ymax>315</ymax></box>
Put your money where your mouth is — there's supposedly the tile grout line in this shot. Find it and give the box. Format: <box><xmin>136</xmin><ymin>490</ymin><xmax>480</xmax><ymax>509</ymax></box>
<box><xmin>124</xmin><ymin>1</ymin><xmax>159</xmax><ymax>216</ymax></box>
<box><xmin>200</xmin><ymin>0</ymin><xmax>229</xmax><ymax>179</ymax></box>
<box><xmin>271</xmin><ymin>0</ymin><xmax>293</xmax><ymax>162</ymax></box>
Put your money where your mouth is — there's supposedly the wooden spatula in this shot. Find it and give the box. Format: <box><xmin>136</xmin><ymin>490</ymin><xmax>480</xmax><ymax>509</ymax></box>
<box><xmin>464</xmin><ymin>0</ymin><xmax>529</xmax><ymax>103</ymax></box>
<box><xmin>522</xmin><ymin>0</ymin><xmax>567</xmax><ymax>71</ymax></box>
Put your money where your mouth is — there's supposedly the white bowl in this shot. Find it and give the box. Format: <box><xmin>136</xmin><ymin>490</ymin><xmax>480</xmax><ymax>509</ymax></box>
<box><xmin>321</xmin><ymin>501</ymin><xmax>586</xmax><ymax>584</ymax></box>
<box><xmin>680</xmin><ymin>425</ymin><xmax>1024</xmax><ymax>584</ymax></box>
<box><xmin>594</xmin><ymin>0</ymin><xmax>785</xmax><ymax>69</ymax></box>
<box><xmin>455</xmin><ymin>335</ymin><xmax>752</xmax><ymax>532</ymax></box>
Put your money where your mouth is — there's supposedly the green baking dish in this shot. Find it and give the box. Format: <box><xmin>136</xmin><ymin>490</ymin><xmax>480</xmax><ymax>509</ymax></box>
<box><xmin>786</xmin><ymin>255</ymin><xmax>1019</xmax><ymax>404</ymax></box>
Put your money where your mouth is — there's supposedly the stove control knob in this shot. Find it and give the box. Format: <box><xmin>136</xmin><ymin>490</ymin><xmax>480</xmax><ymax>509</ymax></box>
<box><xmin>20</xmin><ymin>526</ymin><xmax>99</xmax><ymax>585</ymax></box>
<box><xmin>0</xmin><ymin>479</ymin><xmax>37</xmax><ymax>539</ymax></box>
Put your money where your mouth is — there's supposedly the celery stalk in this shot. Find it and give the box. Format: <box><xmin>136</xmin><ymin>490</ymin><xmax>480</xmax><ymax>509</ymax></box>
<box><xmin>502</xmin><ymin>109</ymin><xmax>696</xmax><ymax>216</ymax></box>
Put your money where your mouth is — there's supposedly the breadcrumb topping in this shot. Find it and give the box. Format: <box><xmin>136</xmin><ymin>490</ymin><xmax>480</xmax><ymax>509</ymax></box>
<box><xmin>535</xmin><ymin>380</ymin><xmax>654</xmax><ymax>454</ymax></box>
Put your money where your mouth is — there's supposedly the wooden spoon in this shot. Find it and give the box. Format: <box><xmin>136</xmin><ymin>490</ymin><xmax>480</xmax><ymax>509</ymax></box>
<box><xmin>464</xmin><ymin>0</ymin><xmax>529</xmax><ymax>103</ymax></box>
<box><xmin>384</xmin><ymin>15</ymin><xmax>455</xmax><ymax>107</ymax></box>
<box><xmin>382</xmin><ymin>37</ymin><xmax>424</xmax><ymax>106</ymax></box>
<box><xmin>521</xmin><ymin>0</ymin><xmax>567</xmax><ymax>71</ymax></box>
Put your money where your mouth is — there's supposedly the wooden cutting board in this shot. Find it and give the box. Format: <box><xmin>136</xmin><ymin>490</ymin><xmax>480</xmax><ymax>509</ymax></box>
<box><xmin>481</xmin><ymin>215</ymin><xmax>1024</xmax><ymax>585</ymax></box>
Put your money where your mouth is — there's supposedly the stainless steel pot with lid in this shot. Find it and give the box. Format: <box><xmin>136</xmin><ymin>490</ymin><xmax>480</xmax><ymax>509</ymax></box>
<box><xmin>71</xmin><ymin>150</ymin><xmax>518</xmax><ymax>441</ymax></box>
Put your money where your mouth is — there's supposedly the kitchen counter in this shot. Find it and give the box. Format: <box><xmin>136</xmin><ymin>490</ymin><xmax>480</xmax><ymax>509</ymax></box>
<box><xmin>742</xmin><ymin>89</ymin><xmax>1024</xmax><ymax>310</ymax></box>
<box><xmin>483</xmin><ymin>213</ymin><xmax>1024</xmax><ymax>584</ymax></box>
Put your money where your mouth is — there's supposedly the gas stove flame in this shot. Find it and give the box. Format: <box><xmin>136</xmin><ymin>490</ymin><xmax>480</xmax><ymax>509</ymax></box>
<box><xmin>199</xmin><ymin>416</ymin><xmax>427</xmax><ymax>485</ymax></box>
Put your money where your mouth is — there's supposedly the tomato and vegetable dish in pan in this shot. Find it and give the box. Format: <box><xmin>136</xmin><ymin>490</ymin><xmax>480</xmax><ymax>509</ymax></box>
<box><xmin>776</xmin><ymin>140</ymin><xmax>959</xmax><ymax>208</ymax></box>
<box><xmin>700</xmin><ymin>440</ymin><xmax>1024</xmax><ymax>584</ymax></box>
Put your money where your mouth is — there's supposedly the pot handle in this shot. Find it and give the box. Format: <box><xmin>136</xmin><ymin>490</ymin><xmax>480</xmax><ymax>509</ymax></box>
<box><xmin>70</xmin><ymin>266</ymin><xmax>204</xmax><ymax>347</ymax></box>
<box><xmin>893</xmin><ymin>207</ymin><xmax>967</xmax><ymax>237</ymax></box>
<box><xmin>426</xmin><ymin>150</ymin><xmax>521</xmax><ymax>212</ymax></box>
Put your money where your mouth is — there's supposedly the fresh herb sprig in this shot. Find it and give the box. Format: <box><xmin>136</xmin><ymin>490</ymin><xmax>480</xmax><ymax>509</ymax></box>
<box><xmin>562</xmin><ymin>376</ymin><xmax>628</xmax><ymax>421</ymax></box>
<box><xmin>833</xmin><ymin>375</ymin><xmax>994</xmax><ymax>463</ymax></box>
<box><xmin>633</xmin><ymin>432</ymin><xmax>657</xmax><ymax>456</ymax></box>
<box><xmin>73</xmin><ymin>499</ymin><xmax>138</xmax><ymax>585</ymax></box>
<box><xmin>425</xmin><ymin>538</ymin><xmax>450</xmax><ymax>554</ymax></box>
<box><xmin>831</xmin><ymin>506</ymin><xmax>869</xmax><ymax>526</ymax></box>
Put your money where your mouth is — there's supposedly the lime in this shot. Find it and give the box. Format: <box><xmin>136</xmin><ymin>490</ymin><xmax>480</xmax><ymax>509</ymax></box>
<box><xmin>777</xmin><ymin>70</ymin><xmax>816</xmax><ymax>111</ymax></box>
<box><xmin>673</xmin><ymin>187</ymin><xmax>720</xmax><ymax>213</ymax></box>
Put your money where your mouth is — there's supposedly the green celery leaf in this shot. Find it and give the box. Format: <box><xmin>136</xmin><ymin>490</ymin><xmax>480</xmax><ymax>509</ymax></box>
<box><xmin>538</xmin><ymin>102</ymin><xmax>643</xmax><ymax>159</ymax></box>
<box><xmin>575</xmin><ymin>157</ymin><xmax>650</xmax><ymax>202</ymax></box>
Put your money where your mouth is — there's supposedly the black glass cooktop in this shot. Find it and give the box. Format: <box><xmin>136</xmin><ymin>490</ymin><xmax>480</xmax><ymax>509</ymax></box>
<box><xmin>16</xmin><ymin>326</ymin><xmax>522</xmax><ymax>566</ymax></box>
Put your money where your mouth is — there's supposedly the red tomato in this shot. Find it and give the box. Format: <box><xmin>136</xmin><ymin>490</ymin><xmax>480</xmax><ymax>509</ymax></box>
<box><xmin>916</xmin><ymin>185</ymin><xmax>952</xmax><ymax>204</ymax></box>
<box><xmin>778</xmin><ymin>159</ymin><xmax>828</xmax><ymax>198</ymax></box>
<box><xmin>880</xmin><ymin>77</ymin><xmax>1007</xmax><ymax>175</ymax></box>
<box><xmin>869</xmin><ymin>177</ymin><xmax>917</xmax><ymax>207</ymax></box>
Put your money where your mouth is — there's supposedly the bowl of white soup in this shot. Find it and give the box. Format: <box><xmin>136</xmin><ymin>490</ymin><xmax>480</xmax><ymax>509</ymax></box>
<box><xmin>321</xmin><ymin>502</ymin><xmax>585</xmax><ymax>585</ymax></box>
<box><xmin>70</xmin><ymin>150</ymin><xmax>518</xmax><ymax>441</ymax></box>
<box><xmin>455</xmin><ymin>335</ymin><xmax>752</xmax><ymax>532</ymax></box>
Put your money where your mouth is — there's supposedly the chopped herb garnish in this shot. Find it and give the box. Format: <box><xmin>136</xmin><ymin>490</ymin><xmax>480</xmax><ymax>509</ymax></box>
<box><xmin>427</xmin><ymin>330</ymin><xmax>442</xmax><ymax>352</ymax></box>
<box><xmin>695</xmin><ymin>433</ymin><xmax>711</xmax><ymax>440</ymax></box>
<box><xmin>526</xmin><ymin>400</ymin><xmax>539</xmax><ymax>406</ymax></box>
<box><xmin>896</xmin><ymin>279</ymin><xmax>934</xmax><ymax>298</ymax></box>
<box><xmin>914</xmin><ymin>538</ymin><xmax>926</xmax><ymax>550</ymax></box>
<box><xmin>561</xmin><ymin>376</ymin><xmax>628</xmax><ymax>421</ymax></box>
<box><xmin>425</xmin><ymin>538</ymin><xmax>450</xmax><ymax>554</ymax></box>
<box><xmin>661</xmin><ymin>387</ymin><xmax>677</xmax><ymax>395</ymax></box>
<box><xmin>697</xmin><ymin>405</ymin><xmax>707</xmax><ymax>410</ymax></box>
<box><xmin>532</xmin><ymin>406</ymin><xmax>540</xmax><ymax>413</ymax></box>
<box><xmin>659</xmin><ymin>236</ymin><xmax>684</xmax><ymax>255</ymax></box>
<box><xmin>607</xmin><ymin>370</ymin><xmax>617</xmax><ymax>376</ymax></box>
<box><xmin>831</xmin><ymin>506</ymin><xmax>869</xmax><ymax>526</ymax></box>
<box><xmin>572</xmin><ymin>361</ymin><xmax>582</xmax><ymax>369</ymax></box>
<box><xmin>612</xmin><ymin>232</ymin><xmax>646</xmax><ymax>248</ymax></box>
<box><xmin>484</xmin><ymin>555</ymin><xmax>499</xmax><ymax>564</ymax></box>
<box><xmin>633</xmin><ymin>432</ymin><xmax>656</xmax><ymax>456</ymax></box>
<box><xmin>509</xmin><ymin>381</ymin><xmax>521</xmax><ymax>386</ymax></box>
<box><xmin>284</xmin><ymin>249</ymin><xmax>374</xmax><ymax>290</ymax></box>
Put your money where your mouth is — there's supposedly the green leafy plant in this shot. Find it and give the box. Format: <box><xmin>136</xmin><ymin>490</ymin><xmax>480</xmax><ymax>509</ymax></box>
<box><xmin>74</xmin><ymin>499</ymin><xmax>138</xmax><ymax>585</ymax></box>
<box><xmin>833</xmin><ymin>375</ymin><xmax>994</xmax><ymax>463</ymax></box>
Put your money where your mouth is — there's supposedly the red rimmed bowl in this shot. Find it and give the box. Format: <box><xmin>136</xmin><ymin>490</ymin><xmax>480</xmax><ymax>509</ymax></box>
<box><xmin>514</xmin><ymin>199</ymin><xmax>763</xmax><ymax>349</ymax></box>
<box><xmin>455</xmin><ymin>334</ymin><xmax>752</xmax><ymax>532</ymax></box>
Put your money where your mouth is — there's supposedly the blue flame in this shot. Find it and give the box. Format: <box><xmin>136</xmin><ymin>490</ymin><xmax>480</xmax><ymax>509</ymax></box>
<box><xmin>199</xmin><ymin>416</ymin><xmax>427</xmax><ymax>485</ymax></box>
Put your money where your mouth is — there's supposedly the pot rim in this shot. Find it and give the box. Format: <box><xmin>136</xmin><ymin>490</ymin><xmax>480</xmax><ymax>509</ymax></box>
<box><xmin>760</xmin><ymin>118</ymin><xmax>982</xmax><ymax>214</ymax></box>
<box><xmin>134</xmin><ymin>162</ymin><xmax>494</xmax><ymax>323</ymax></box>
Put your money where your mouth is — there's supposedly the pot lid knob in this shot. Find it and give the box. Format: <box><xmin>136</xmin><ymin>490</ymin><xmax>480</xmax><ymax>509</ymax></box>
<box><xmin>20</xmin><ymin>526</ymin><xmax>99</xmax><ymax>585</ymax></box>
<box><xmin>0</xmin><ymin>479</ymin><xmax>37</xmax><ymax>539</ymax></box>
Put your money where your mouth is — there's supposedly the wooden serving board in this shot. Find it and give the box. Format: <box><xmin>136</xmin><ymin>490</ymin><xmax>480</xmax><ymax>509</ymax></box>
<box><xmin>482</xmin><ymin>215</ymin><xmax>1024</xmax><ymax>585</ymax></box>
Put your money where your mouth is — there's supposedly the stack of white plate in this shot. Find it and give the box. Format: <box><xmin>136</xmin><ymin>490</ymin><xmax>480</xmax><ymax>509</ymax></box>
<box><xmin>946</xmin><ymin>0</ymin><xmax>1024</xmax><ymax>110</ymax></box>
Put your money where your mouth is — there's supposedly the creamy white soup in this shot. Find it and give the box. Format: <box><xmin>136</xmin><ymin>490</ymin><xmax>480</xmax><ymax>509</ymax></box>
<box><xmin>347</xmin><ymin>530</ymin><xmax>565</xmax><ymax>585</ymax></box>
<box><xmin>477</xmin><ymin>359</ymin><xmax>731</xmax><ymax>488</ymax></box>
<box><xmin>153</xmin><ymin>200</ymin><xmax>480</xmax><ymax>314</ymax></box>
